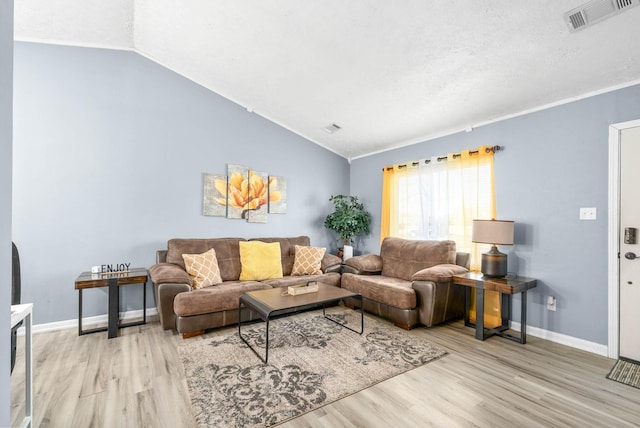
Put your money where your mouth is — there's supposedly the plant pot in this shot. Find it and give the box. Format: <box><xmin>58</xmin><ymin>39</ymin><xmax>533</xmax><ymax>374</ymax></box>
<box><xmin>342</xmin><ymin>244</ymin><xmax>353</xmax><ymax>261</ymax></box>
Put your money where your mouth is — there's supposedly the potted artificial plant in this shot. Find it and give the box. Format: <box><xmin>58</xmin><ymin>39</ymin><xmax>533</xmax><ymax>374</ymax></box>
<box><xmin>324</xmin><ymin>195</ymin><xmax>372</xmax><ymax>259</ymax></box>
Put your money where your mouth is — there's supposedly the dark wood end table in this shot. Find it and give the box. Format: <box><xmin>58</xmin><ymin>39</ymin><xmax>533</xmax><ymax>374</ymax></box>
<box><xmin>452</xmin><ymin>272</ymin><xmax>537</xmax><ymax>344</ymax></box>
<box><xmin>238</xmin><ymin>283</ymin><xmax>363</xmax><ymax>363</ymax></box>
<box><xmin>75</xmin><ymin>267</ymin><xmax>148</xmax><ymax>339</ymax></box>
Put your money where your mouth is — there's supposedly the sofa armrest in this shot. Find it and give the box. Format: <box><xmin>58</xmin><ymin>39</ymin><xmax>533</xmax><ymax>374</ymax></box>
<box><xmin>410</xmin><ymin>264</ymin><xmax>468</xmax><ymax>327</ymax></box>
<box><xmin>456</xmin><ymin>252</ymin><xmax>470</xmax><ymax>269</ymax></box>
<box><xmin>411</xmin><ymin>264</ymin><xmax>469</xmax><ymax>282</ymax></box>
<box><xmin>154</xmin><ymin>282</ymin><xmax>191</xmax><ymax>331</ymax></box>
<box><xmin>343</xmin><ymin>254</ymin><xmax>383</xmax><ymax>275</ymax></box>
<box><xmin>156</xmin><ymin>249</ymin><xmax>168</xmax><ymax>264</ymax></box>
<box><xmin>321</xmin><ymin>253</ymin><xmax>343</xmax><ymax>273</ymax></box>
<box><xmin>149</xmin><ymin>263</ymin><xmax>192</xmax><ymax>331</ymax></box>
<box><xmin>412</xmin><ymin>279</ymin><xmax>465</xmax><ymax>327</ymax></box>
<box><xmin>149</xmin><ymin>263</ymin><xmax>192</xmax><ymax>286</ymax></box>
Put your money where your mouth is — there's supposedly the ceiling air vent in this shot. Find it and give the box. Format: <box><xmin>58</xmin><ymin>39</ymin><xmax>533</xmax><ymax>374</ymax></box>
<box><xmin>564</xmin><ymin>0</ymin><xmax>640</xmax><ymax>32</ymax></box>
<box><xmin>323</xmin><ymin>123</ymin><xmax>342</xmax><ymax>134</ymax></box>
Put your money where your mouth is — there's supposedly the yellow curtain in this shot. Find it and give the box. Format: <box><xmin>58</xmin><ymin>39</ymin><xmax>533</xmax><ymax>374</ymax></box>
<box><xmin>380</xmin><ymin>167</ymin><xmax>393</xmax><ymax>246</ymax></box>
<box><xmin>445</xmin><ymin>147</ymin><xmax>496</xmax><ymax>270</ymax></box>
<box><xmin>381</xmin><ymin>162</ymin><xmax>418</xmax><ymax>244</ymax></box>
<box><xmin>452</xmin><ymin>147</ymin><xmax>500</xmax><ymax>328</ymax></box>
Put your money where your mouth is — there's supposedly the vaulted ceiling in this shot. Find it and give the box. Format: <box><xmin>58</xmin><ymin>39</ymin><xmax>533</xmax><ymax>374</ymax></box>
<box><xmin>14</xmin><ymin>1</ymin><xmax>640</xmax><ymax>159</ymax></box>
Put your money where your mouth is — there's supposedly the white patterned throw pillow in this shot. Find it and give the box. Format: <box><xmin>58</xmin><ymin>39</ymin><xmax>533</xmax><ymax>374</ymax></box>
<box><xmin>182</xmin><ymin>248</ymin><xmax>223</xmax><ymax>289</ymax></box>
<box><xmin>291</xmin><ymin>245</ymin><xmax>326</xmax><ymax>275</ymax></box>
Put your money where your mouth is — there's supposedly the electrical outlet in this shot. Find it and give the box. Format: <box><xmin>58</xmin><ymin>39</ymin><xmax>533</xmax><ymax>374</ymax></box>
<box><xmin>579</xmin><ymin>207</ymin><xmax>597</xmax><ymax>220</ymax></box>
<box><xmin>547</xmin><ymin>296</ymin><xmax>557</xmax><ymax>311</ymax></box>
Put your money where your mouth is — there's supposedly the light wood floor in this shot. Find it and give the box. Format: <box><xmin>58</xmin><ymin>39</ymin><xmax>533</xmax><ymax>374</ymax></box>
<box><xmin>10</xmin><ymin>314</ymin><xmax>640</xmax><ymax>427</ymax></box>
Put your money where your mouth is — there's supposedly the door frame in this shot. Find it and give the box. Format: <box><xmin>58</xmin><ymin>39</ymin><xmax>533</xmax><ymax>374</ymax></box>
<box><xmin>608</xmin><ymin>118</ymin><xmax>640</xmax><ymax>359</ymax></box>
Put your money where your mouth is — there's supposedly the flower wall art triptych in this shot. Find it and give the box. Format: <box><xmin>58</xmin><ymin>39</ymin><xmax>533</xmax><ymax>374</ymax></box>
<box><xmin>202</xmin><ymin>164</ymin><xmax>287</xmax><ymax>223</ymax></box>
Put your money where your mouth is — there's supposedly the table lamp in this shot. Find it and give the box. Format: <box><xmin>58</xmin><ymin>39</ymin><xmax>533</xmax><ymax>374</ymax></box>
<box><xmin>472</xmin><ymin>219</ymin><xmax>514</xmax><ymax>278</ymax></box>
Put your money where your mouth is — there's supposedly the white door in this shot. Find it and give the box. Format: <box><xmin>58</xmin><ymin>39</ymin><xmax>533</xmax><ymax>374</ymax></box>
<box><xmin>620</xmin><ymin>125</ymin><xmax>640</xmax><ymax>362</ymax></box>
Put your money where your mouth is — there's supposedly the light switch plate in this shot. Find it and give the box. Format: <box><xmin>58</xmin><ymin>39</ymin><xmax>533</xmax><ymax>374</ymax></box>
<box><xmin>580</xmin><ymin>207</ymin><xmax>597</xmax><ymax>220</ymax></box>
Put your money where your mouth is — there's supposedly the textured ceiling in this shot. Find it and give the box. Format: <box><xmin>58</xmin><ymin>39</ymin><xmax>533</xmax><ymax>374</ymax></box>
<box><xmin>14</xmin><ymin>1</ymin><xmax>640</xmax><ymax>159</ymax></box>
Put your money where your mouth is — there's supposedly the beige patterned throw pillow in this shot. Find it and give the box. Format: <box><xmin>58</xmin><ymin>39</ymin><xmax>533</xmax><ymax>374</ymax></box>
<box><xmin>291</xmin><ymin>245</ymin><xmax>326</xmax><ymax>275</ymax></box>
<box><xmin>182</xmin><ymin>248</ymin><xmax>222</xmax><ymax>289</ymax></box>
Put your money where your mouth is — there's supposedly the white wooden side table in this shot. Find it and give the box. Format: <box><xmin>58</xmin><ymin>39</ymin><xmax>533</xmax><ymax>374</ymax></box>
<box><xmin>11</xmin><ymin>303</ymin><xmax>32</xmax><ymax>428</ymax></box>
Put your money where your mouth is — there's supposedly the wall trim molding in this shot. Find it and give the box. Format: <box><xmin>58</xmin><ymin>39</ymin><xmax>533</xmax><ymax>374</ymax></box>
<box><xmin>352</xmin><ymin>80</ymin><xmax>640</xmax><ymax>160</ymax></box>
<box><xmin>510</xmin><ymin>321</ymin><xmax>608</xmax><ymax>357</ymax></box>
<box><xmin>16</xmin><ymin>308</ymin><xmax>158</xmax><ymax>335</ymax></box>
<box><xmin>12</xmin><ymin>38</ymin><xmax>345</xmax><ymax>160</ymax></box>
<box><xmin>18</xmin><ymin>308</ymin><xmax>608</xmax><ymax>357</ymax></box>
<box><xmin>15</xmin><ymin>39</ymin><xmax>640</xmax><ymax>163</ymax></box>
<box><xmin>13</xmin><ymin>37</ymin><xmax>134</xmax><ymax>52</ymax></box>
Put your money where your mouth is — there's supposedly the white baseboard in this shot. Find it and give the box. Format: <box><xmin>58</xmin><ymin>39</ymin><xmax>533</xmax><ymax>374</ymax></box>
<box><xmin>510</xmin><ymin>321</ymin><xmax>608</xmax><ymax>357</ymax></box>
<box><xmin>16</xmin><ymin>308</ymin><xmax>158</xmax><ymax>335</ymax></box>
<box><xmin>18</xmin><ymin>310</ymin><xmax>608</xmax><ymax>357</ymax></box>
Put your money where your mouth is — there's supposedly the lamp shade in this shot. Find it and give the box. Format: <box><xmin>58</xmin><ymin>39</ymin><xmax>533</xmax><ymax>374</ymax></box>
<box><xmin>472</xmin><ymin>219</ymin><xmax>514</xmax><ymax>245</ymax></box>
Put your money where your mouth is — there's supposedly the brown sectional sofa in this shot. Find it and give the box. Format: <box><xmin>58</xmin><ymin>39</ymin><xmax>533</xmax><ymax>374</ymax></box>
<box><xmin>149</xmin><ymin>236</ymin><xmax>342</xmax><ymax>337</ymax></box>
<box><xmin>341</xmin><ymin>237</ymin><xmax>470</xmax><ymax>329</ymax></box>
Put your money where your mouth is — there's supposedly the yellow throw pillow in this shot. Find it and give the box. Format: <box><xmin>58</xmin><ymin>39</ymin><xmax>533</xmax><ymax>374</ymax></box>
<box><xmin>182</xmin><ymin>248</ymin><xmax>222</xmax><ymax>289</ymax></box>
<box><xmin>239</xmin><ymin>241</ymin><xmax>283</xmax><ymax>281</ymax></box>
<box><xmin>291</xmin><ymin>245</ymin><xmax>326</xmax><ymax>275</ymax></box>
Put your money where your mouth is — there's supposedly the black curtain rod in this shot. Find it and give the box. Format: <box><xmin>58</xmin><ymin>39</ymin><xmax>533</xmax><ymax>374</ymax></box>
<box><xmin>384</xmin><ymin>145</ymin><xmax>502</xmax><ymax>171</ymax></box>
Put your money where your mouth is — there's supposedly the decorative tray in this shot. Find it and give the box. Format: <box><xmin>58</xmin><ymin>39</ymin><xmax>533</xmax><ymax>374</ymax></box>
<box><xmin>288</xmin><ymin>282</ymin><xmax>319</xmax><ymax>295</ymax></box>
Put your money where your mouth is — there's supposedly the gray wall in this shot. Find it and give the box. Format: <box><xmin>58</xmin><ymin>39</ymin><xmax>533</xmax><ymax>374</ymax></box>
<box><xmin>0</xmin><ymin>1</ymin><xmax>12</xmax><ymax>424</ymax></box>
<box><xmin>13</xmin><ymin>39</ymin><xmax>640</xmax><ymax>348</ymax></box>
<box><xmin>351</xmin><ymin>83</ymin><xmax>640</xmax><ymax>345</ymax></box>
<box><xmin>13</xmin><ymin>42</ymin><xmax>350</xmax><ymax>325</ymax></box>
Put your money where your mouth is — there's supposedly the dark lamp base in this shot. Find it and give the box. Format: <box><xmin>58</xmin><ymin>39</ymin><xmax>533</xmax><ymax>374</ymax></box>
<box><xmin>481</xmin><ymin>245</ymin><xmax>508</xmax><ymax>278</ymax></box>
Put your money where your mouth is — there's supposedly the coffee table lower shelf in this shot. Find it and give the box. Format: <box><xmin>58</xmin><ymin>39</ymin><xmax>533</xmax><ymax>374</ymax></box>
<box><xmin>238</xmin><ymin>284</ymin><xmax>363</xmax><ymax>364</ymax></box>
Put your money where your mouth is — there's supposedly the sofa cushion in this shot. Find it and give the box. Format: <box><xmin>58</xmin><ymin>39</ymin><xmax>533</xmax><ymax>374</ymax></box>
<box><xmin>173</xmin><ymin>281</ymin><xmax>269</xmax><ymax>317</ymax></box>
<box><xmin>291</xmin><ymin>245</ymin><xmax>326</xmax><ymax>275</ymax></box>
<box><xmin>344</xmin><ymin>254</ymin><xmax>383</xmax><ymax>274</ymax></box>
<box><xmin>239</xmin><ymin>241</ymin><xmax>284</xmax><ymax>281</ymax></box>
<box><xmin>166</xmin><ymin>238</ymin><xmax>245</xmax><ymax>281</ymax></box>
<box><xmin>321</xmin><ymin>253</ymin><xmax>343</xmax><ymax>272</ymax></box>
<box><xmin>380</xmin><ymin>238</ymin><xmax>457</xmax><ymax>281</ymax></box>
<box><xmin>250</xmin><ymin>236</ymin><xmax>311</xmax><ymax>276</ymax></box>
<box><xmin>412</xmin><ymin>264</ymin><xmax>469</xmax><ymax>282</ymax></box>
<box><xmin>182</xmin><ymin>248</ymin><xmax>222</xmax><ymax>289</ymax></box>
<box><xmin>341</xmin><ymin>273</ymin><xmax>416</xmax><ymax>309</ymax></box>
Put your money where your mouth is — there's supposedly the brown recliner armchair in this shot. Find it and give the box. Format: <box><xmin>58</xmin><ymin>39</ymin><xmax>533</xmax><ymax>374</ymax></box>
<box><xmin>341</xmin><ymin>237</ymin><xmax>469</xmax><ymax>329</ymax></box>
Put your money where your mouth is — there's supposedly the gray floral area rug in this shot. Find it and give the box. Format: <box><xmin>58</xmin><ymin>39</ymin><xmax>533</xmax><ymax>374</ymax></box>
<box><xmin>179</xmin><ymin>308</ymin><xmax>447</xmax><ymax>427</ymax></box>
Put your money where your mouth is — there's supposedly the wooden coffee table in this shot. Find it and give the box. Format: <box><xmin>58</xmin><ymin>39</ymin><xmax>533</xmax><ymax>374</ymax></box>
<box><xmin>238</xmin><ymin>283</ymin><xmax>363</xmax><ymax>363</ymax></box>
